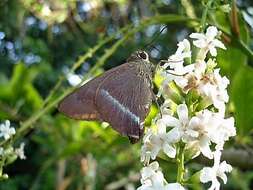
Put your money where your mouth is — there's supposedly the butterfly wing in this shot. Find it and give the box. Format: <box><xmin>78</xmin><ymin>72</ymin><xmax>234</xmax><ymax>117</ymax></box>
<box><xmin>95</xmin><ymin>62</ymin><xmax>153</xmax><ymax>142</ymax></box>
<box><xmin>58</xmin><ymin>60</ymin><xmax>154</xmax><ymax>143</ymax></box>
<box><xmin>58</xmin><ymin>63</ymin><xmax>140</xmax><ymax>121</ymax></box>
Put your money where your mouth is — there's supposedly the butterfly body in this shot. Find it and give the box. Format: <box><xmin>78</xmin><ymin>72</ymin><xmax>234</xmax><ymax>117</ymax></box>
<box><xmin>58</xmin><ymin>51</ymin><xmax>154</xmax><ymax>143</ymax></box>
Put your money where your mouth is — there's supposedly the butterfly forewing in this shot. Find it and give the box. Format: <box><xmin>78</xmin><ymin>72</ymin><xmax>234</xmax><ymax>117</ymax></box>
<box><xmin>58</xmin><ymin>65</ymin><xmax>127</xmax><ymax>120</ymax></box>
<box><xmin>95</xmin><ymin>62</ymin><xmax>153</xmax><ymax>141</ymax></box>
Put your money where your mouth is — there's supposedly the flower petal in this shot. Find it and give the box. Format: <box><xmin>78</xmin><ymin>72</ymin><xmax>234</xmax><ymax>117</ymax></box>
<box><xmin>166</xmin><ymin>127</ymin><xmax>182</xmax><ymax>142</ymax></box>
<box><xmin>160</xmin><ymin>115</ymin><xmax>181</xmax><ymax>128</ymax></box>
<box><xmin>206</xmin><ymin>26</ymin><xmax>218</xmax><ymax>39</ymax></box>
<box><xmin>163</xmin><ymin>143</ymin><xmax>176</xmax><ymax>158</ymax></box>
<box><xmin>209</xmin><ymin>47</ymin><xmax>217</xmax><ymax>56</ymax></box>
<box><xmin>213</xmin><ymin>39</ymin><xmax>226</xmax><ymax>49</ymax></box>
<box><xmin>200</xmin><ymin>167</ymin><xmax>215</xmax><ymax>183</ymax></box>
<box><xmin>165</xmin><ymin>183</ymin><xmax>186</xmax><ymax>190</ymax></box>
<box><xmin>177</xmin><ymin>104</ymin><xmax>189</xmax><ymax>125</ymax></box>
<box><xmin>199</xmin><ymin>136</ymin><xmax>213</xmax><ymax>159</ymax></box>
<box><xmin>189</xmin><ymin>33</ymin><xmax>205</xmax><ymax>40</ymax></box>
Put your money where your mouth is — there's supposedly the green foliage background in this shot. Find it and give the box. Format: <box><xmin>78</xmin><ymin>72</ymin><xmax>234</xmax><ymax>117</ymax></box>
<box><xmin>0</xmin><ymin>0</ymin><xmax>253</xmax><ymax>189</ymax></box>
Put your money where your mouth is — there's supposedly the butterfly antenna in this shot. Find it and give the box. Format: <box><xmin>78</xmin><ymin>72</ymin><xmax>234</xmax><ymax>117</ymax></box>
<box><xmin>144</xmin><ymin>25</ymin><xmax>168</xmax><ymax>50</ymax></box>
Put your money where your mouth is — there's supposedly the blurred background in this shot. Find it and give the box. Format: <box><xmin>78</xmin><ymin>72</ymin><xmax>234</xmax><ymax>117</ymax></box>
<box><xmin>0</xmin><ymin>0</ymin><xmax>253</xmax><ymax>189</ymax></box>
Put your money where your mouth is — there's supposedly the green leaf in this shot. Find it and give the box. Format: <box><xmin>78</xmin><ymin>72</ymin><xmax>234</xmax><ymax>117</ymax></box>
<box><xmin>60</xmin><ymin>141</ymin><xmax>83</xmax><ymax>157</ymax></box>
<box><xmin>217</xmin><ymin>47</ymin><xmax>247</xmax><ymax>79</ymax></box>
<box><xmin>231</xmin><ymin>65</ymin><xmax>253</xmax><ymax>137</ymax></box>
<box><xmin>23</xmin><ymin>84</ymin><xmax>43</xmax><ymax>110</ymax></box>
<box><xmin>0</xmin><ymin>63</ymin><xmax>43</xmax><ymax>115</ymax></box>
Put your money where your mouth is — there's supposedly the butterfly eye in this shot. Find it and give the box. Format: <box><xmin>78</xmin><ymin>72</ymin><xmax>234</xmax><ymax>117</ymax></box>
<box><xmin>139</xmin><ymin>52</ymin><xmax>148</xmax><ymax>60</ymax></box>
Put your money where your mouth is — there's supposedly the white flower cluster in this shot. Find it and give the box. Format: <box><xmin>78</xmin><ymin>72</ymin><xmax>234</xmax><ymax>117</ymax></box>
<box><xmin>0</xmin><ymin>120</ymin><xmax>26</xmax><ymax>162</ymax></box>
<box><xmin>138</xmin><ymin>26</ymin><xmax>236</xmax><ymax>190</ymax></box>
<box><xmin>138</xmin><ymin>162</ymin><xmax>185</xmax><ymax>190</ymax></box>
<box><xmin>15</xmin><ymin>142</ymin><xmax>26</xmax><ymax>160</ymax></box>
<box><xmin>0</xmin><ymin>120</ymin><xmax>15</xmax><ymax>140</ymax></box>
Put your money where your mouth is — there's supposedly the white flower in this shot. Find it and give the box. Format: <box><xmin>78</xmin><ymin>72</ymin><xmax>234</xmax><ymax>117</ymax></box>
<box><xmin>163</xmin><ymin>64</ymin><xmax>195</xmax><ymax>90</ymax></box>
<box><xmin>137</xmin><ymin>162</ymin><xmax>186</xmax><ymax>190</ymax></box>
<box><xmin>141</xmin><ymin>119</ymin><xmax>177</xmax><ymax>164</ymax></box>
<box><xmin>141</xmin><ymin>129</ymin><xmax>159</xmax><ymax>164</ymax></box>
<box><xmin>15</xmin><ymin>143</ymin><xmax>26</xmax><ymax>160</ymax></box>
<box><xmin>211</xmin><ymin>69</ymin><xmax>229</xmax><ymax>115</ymax></box>
<box><xmin>159</xmin><ymin>39</ymin><xmax>194</xmax><ymax>90</ymax></box>
<box><xmin>190</xmin><ymin>26</ymin><xmax>226</xmax><ymax>57</ymax></box>
<box><xmin>180</xmin><ymin>60</ymin><xmax>206</xmax><ymax>93</ymax></box>
<box><xmin>166</xmin><ymin>39</ymin><xmax>191</xmax><ymax>67</ymax></box>
<box><xmin>199</xmin><ymin>69</ymin><xmax>229</xmax><ymax>116</ymax></box>
<box><xmin>156</xmin><ymin>118</ymin><xmax>178</xmax><ymax>157</ymax></box>
<box><xmin>163</xmin><ymin>104</ymin><xmax>190</xmax><ymax>143</ymax></box>
<box><xmin>180</xmin><ymin>60</ymin><xmax>229</xmax><ymax>116</ymax></box>
<box><xmin>0</xmin><ymin>120</ymin><xmax>16</xmax><ymax>140</ymax></box>
<box><xmin>138</xmin><ymin>161</ymin><xmax>165</xmax><ymax>189</ymax></box>
<box><xmin>207</xmin><ymin>114</ymin><xmax>236</xmax><ymax>149</ymax></box>
<box><xmin>185</xmin><ymin>110</ymin><xmax>236</xmax><ymax>158</ymax></box>
<box><xmin>185</xmin><ymin>110</ymin><xmax>217</xmax><ymax>159</ymax></box>
<box><xmin>200</xmin><ymin>150</ymin><xmax>232</xmax><ymax>190</ymax></box>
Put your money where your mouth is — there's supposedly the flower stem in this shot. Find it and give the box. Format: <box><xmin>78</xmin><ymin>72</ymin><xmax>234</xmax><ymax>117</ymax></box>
<box><xmin>176</xmin><ymin>144</ymin><xmax>185</xmax><ymax>183</ymax></box>
<box><xmin>200</xmin><ymin>0</ymin><xmax>215</xmax><ymax>32</ymax></box>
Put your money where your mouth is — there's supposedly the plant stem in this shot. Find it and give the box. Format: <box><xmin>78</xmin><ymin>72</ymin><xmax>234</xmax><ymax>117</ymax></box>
<box><xmin>200</xmin><ymin>0</ymin><xmax>215</xmax><ymax>32</ymax></box>
<box><xmin>177</xmin><ymin>144</ymin><xmax>185</xmax><ymax>183</ymax></box>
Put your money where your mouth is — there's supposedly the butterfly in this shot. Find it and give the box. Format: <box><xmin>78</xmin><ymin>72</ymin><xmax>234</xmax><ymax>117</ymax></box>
<box><xmin>58</xmin><ymin>51</ymin><xmax>155</xmax><ymax>143</ymax></box>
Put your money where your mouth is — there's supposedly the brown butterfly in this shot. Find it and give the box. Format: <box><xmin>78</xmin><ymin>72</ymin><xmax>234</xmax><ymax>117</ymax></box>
<box><xmin>58</xmin><ymin>51</ymin><xmax>155</xmax><ymax>143</ymax></box>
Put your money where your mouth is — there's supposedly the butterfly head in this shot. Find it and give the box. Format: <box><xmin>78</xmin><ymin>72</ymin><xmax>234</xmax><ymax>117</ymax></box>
<box><xmin>127</xmin><ymin>50</ymin><xmax>149</xmax><ymax>63</ymax></box>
